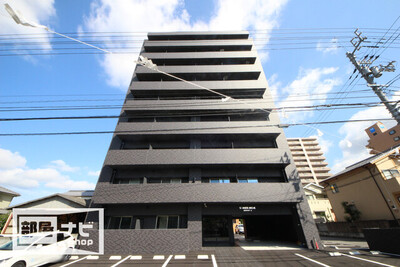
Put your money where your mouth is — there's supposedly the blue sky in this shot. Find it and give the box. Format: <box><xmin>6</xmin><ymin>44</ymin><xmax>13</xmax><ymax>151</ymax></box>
<box><xmin>1</xmin><ymin>0</ymin><xmax>400</xmax><ymax>205</ymax></box>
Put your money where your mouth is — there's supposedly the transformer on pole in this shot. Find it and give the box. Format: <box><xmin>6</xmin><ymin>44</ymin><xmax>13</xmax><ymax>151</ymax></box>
<box><xmin>346</xmin><ymin>29</ymin><xmax>400</xmax><ymax>124</ymax></box>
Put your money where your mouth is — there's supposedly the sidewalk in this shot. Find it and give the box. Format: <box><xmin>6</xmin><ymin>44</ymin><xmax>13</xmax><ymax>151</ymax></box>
<box><xmin>321</xmin><ymin>236</ymin><xmax>369</xmax><ymax>250</ymax></box>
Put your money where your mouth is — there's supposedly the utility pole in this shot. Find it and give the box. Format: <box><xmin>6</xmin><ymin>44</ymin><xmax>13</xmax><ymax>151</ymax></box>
<box><xmin>346</xmin><ymin>29</ymin><xmax>400</xmax><ymax>124</ymax></box>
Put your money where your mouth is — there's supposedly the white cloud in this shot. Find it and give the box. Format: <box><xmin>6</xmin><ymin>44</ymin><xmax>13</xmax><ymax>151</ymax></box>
<box><xmin>88</xmin><ymin>170</ymin><xmax>100</xmax><ymax>177</ymax></box>
<box><xmin>310</xmin><ymin>135</ymin><xmax>333</xmax><ymax>156</ymax></box>
<box><xmin>276</xmin><ymin>67</ymin><xmax>341</xmax><ymax>122</ymax></box>
<box><xmin>317</xmin><ymin>38</ymin><xmax>339</xmax><ymax>54</ymax></box>
<box><xmin>0</xmin><ymin>0</ymin><xmax>56</xmax><ymax>59</ymax></box>
<box><xmin>331</xmin><ymin>104</ymin><xmax>398</xmax><ymax>173</ymax></box>
<box><xmin>0</xmin><ymin>167</ymin><xmax>67</xmax><ymax>188</ymax></box>
<box><xmin>48</xmin><ymin>160</ymin><xmax>80</xmax><ymax>172</ymax></box>
<box><xmin>0</xmin><ymin>148</ymin><xmax>95</xmax><ymax>190</ymax></box>
<box><xmin>0</xmin><ymin>148</ymin><xmax>26</xmax><ymax>169</ymax></box>
<box><xmin>79</xmin><ymin>0</ymin><xmax>288</xmax><ymax>89</ymax></box>
<box><xmin>267</xmin><ymin>73</ymin><xmax>281</xmax><ymax>100</ymax></box>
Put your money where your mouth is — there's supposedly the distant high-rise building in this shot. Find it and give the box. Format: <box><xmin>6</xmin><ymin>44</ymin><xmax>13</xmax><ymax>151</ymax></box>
<box><xmin>287</xmin><ymin>137</ymin><xmax>334</xmax><ymax>222</ymax></box>
<box><xmin>287</xmin><ymin>137</ymin><xmax>331</xmax><ymax>185</ymax></box>
<box><xmin>366</xmin><ymin>121</ymin><xmax>400</xmax><ymax>154</ymax></box>
<box><xmin>90</xmin><ymin>31</ymin><xmax>320</xmax><ymax>254</ymax></box>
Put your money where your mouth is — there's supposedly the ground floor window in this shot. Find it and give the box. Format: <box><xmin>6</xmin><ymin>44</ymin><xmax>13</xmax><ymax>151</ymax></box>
<box><xmin>106</xmin><ymin>215</ymin><xmax>188</xmax><ymax>229</ymax></box>
<box><xmin>107</xmin><ymin>216</ymin><xmax>133</xmax><ymax>229</ymax></box>
<box><xmin>156</xmin><ymin>215</ymin><xmax>179</xmax><ymax>229</ymax></box>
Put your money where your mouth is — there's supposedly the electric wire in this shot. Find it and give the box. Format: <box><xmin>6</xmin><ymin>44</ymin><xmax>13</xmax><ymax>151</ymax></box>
<box><xmin>0</xmin><ymin>118</ymin><xmax>395</xmax><ymax>137</ymax></box>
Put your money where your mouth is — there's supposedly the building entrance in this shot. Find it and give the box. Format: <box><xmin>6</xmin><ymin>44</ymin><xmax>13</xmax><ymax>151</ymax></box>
<box><xmin>244</xmin><ymin>215</ymin><xmax>298</xmax><ymax>242</ymax></box>
<box><xmin>202</xmin><ymin>216</ymin><xmax>232</xmax><ymax>246</ymax></box>
<box><xmin>203</xmin><ymin>213</ymin><xmax>301</xmax><ymax>247</ymax></box>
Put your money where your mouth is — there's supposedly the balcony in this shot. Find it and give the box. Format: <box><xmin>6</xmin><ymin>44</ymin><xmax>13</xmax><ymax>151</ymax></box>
<box><xmin>92</xmin><ymin>182</ymin><xmax>303</xmax><ymax>204</ymax></box>
<box><xmin>304</xmin><ymin>146</ymin><xmax>321</xmax><ymax>151</ymax></box>
<box><xmin>143</xmin><ymin>39</ymin><xmax>253</xmax><ymax>52</ymax></box>
<box><xmin>122</xmin><ymin>99</ymin><xmax>273</xmax><ymax>112</ymax></box>
<box><xmin>141</xmin><ymin>50</ymin><xmax>257</xmax><ymax>62</ymax></box>
<box><xmin>115</xmin><ymin>121</ymin><xmax>282</xmax><ymax>135</ymax></box>
<box><xmin>129</xmin><ymin>80</ymin><xmax>267</xmax><ymax>99</ymax></box>
<box><xmin>134</xmin><ymin>65</ymin><xmax>261</xmax><ymax>81</ymax></box>
<box><xmin>296</xmin><ymin>167</ymin><xmax>330</xmax><ymax>173</ymax></box>
<box><xmin>147</xmin><ymin>31</ymin><xmax>249</xmax><ymax>40</ymax></box>
<box><xmin>298</xmin><ymin>172</ymin><xmax>314</xmax><ymax>178</ymax></box>
<box><xmin>104</xmin><ymin>148</ymin><xmax>290</xmax><ymax>166</ymax></box>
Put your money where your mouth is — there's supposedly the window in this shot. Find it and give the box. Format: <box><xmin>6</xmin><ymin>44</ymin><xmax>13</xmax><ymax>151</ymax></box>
<box><xmin>382</xmin><ymin>169</ymin><xmax>400</xmax><ymax>180</ymax></box>
<box><xmin>330</xmin><ymin>184</ymin><xmax>339</xmax><ymax>194</ymax></box>
<box><xmin>147</xmin><ymin>178</ymin><xmax>184</xmax><ymax>183</ymax></box>
<box><xmin>210</xmin><ymin>178</ymin><xmax>230</xmax><ymax>183</ymax></box>
<box><xmin>106</xmin><ymin>216</ymin><xmax>136</xmax><ymax>229</ymax></box>
<box><xmin>238</xmin><ymin>178</ymin><xmax>259</xmax><ymax>183</ymax></box>
<box><xmin>120</xmin><ymin>217</ymin><xmax>132</xmax><ymax>229</ymax></box>
<box><xmin>390</xmin><ymin>130</ymin><xmax>396</xmax><ymax>135</ymax></box>
<box><xmin>108</xmin><ymin>217</ymin><xmax>121</xmax><ymax>229</ymax></box>
<box><xmin>394</xmin><ymin>136</ymin><xmax>400</xmax><ymax>141</ymax></box>
<box><xmin>156</xmin><ymin>216</ymin><xmax>179</xmax><ymax>229</ymax></box>
<box><xmin>113</xmin><ymin>178</ymin><xmax>142</xmax><ymax>184</ymax></box>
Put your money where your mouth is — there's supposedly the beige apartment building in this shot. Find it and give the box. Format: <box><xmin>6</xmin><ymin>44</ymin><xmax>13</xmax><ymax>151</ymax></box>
<box><xmin>287</xmin><ymin>137</ymin><xmax>334</xmax><ymax>221</ymax></box>
<box><xmin>287</xmin><ymin>137</ymin><xmax>332</xmax><ymax>184</ymax></box>
<box><xmin>366</xmin><ymin>121</ymin><xmax>400</xmax><ymax>154</ymax></box>
<box><xmin>321</xmin><ymin>147</ymin><xmax>400</xmax><ymax>222</ymax></box>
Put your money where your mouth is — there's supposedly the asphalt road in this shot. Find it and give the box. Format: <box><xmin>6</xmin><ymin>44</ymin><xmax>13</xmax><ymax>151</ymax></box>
<box><xmin>49</xmin><ymin>249</ymin><xmax>400</xmax><ymax>267</ymax></box>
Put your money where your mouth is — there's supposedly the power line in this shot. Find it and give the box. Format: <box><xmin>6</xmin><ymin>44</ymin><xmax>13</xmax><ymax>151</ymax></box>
<box><xmin>1</xmin><ymin>93</ymin><xmax>394</xmax><ymax>105</ymax></box>
<box><xmin>1</xmin><ymin>99</ymin><xmax>398</xmax><ymax>113</ymax></box>
<box><xmin>0</xmin><ymin>118</ymin><xmax>395</xmax><ymax>136</ymax></box>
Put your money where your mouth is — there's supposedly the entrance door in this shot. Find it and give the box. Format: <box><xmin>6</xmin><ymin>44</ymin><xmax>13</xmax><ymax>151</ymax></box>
<box><xmin>202</xmin><ymin>216</ymin><xmax>232</xmax><ymax>246</ymax></box>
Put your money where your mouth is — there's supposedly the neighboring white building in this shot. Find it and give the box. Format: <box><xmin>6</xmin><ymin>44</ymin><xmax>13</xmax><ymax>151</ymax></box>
<box><xmin>303</xmin><ymin>183</ymin><xmax>335</xmax><ymax>222</ymax></box>
<box><xmin>2</xmin><ymin>190</ymin><xmax>93</xmax><ymax>235</ymax></box>
<box><xmin>0</xmin><ymin>186</ymin><xmax>20</xmax><ymax>214</ymax></box>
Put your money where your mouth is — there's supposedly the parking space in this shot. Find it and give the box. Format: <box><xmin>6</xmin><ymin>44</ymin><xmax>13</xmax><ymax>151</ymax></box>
<box><xmin>49</xmin><ymin>249</ymin><xmax>400</xmax><ymax>267</ymax></box>
<box><xmin>52</xmin><ymin>253</ymin><xmax>216</xmax><ymax>267</ymax></box>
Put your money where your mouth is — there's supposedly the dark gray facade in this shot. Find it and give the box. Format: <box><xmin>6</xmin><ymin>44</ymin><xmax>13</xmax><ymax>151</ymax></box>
<box><xmin>91</xmin><ymin>31</ymin><xmax>321</xmax><ymax>254</ymax></box>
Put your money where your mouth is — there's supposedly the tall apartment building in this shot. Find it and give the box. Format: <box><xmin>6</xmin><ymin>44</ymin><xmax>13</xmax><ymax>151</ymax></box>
<box><xmin>287</xmin><ymin>137</ymin><xmax>331</xmax><ymax>185</ymax></box>
<box><xmin>287</xmin><ymin>137</ymin><xmax>334</xmax><ymax>222</ymax></box>
<box><xmin>90</xmin><ymin>31</ymin><xmax>320</xmax><ymax>254</ymax></box>
<box><xmin>366</xmin><ymin>121</ymin><xmax>400</xmax><ymax>154</ymax></box>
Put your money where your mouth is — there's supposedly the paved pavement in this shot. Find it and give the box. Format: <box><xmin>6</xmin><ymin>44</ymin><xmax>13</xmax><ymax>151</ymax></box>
<box><xmin>49</xmin><ymin>247</ymin><xmax>400</xmax><ymax>267</ymax></box>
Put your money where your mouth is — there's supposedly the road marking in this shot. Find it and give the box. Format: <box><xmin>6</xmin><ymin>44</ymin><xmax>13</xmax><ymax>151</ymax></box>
<box><xmin>329</xmin><ymin>252</ymin><xmax>341</xmax><ymax>256</ymax></box>
<box><xmin>174</xmin><ymin>255</ymin><xmax>186</xmax><ymax>259</ymax></box>
<box><xmin>198</xmin><ymin>255</ymin><xmax>209</xmax><ymax>260</ymax></box>
<box><xmin>60</xmin><ymin>256</ymin><xmax>89</xmax><ymax>267</ymax></box>
<box><xmin>211</xmin><ymin>254</ymin><xmax>218</xmax><ymax>267</ymax></box>
<box><xmin>69</xmin><ymin>256</ymin><xmax>79</xmax><ymax>260</ymax></box>
<box><xmin>342</xmin><ymin>254</ymin><xmax>397</xmax><ymax>267</ymax></box>
<box><xmin>109</xmin><ymin>255</ymin><xmax>122</xmax><ymax>260</ymax></box>
<box><xmin>153</xmin><ymin>255</ymin><xmax>165</xmax><ymax>260</ymax></box>
<box><xmin>294</xmin><ymin>253</ymin><xmax>331</xmax><ymax>267</ymax></box>
<box><xmin>111</xmin><ymin>255</ymin><xmax>131</xmax><ymax>267</ymax></box>
<box><xmin>162</xmin><ymin>255</ymin><xmax>173</xmax><ymax>267</ymax></box>
<box><xmin>130</xmin><ymin>255</ymin><xmax>142</xmax><ymax>260</ymax></box>
<box><xmin>349</xmin><ymin>251</ymin><xmax>361</xmax><ymax>255</ymax></box>
<box><xmin>87</xmin><ymin>255</ymin><xmax>99</xmax><ymax>260</ymax></box>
